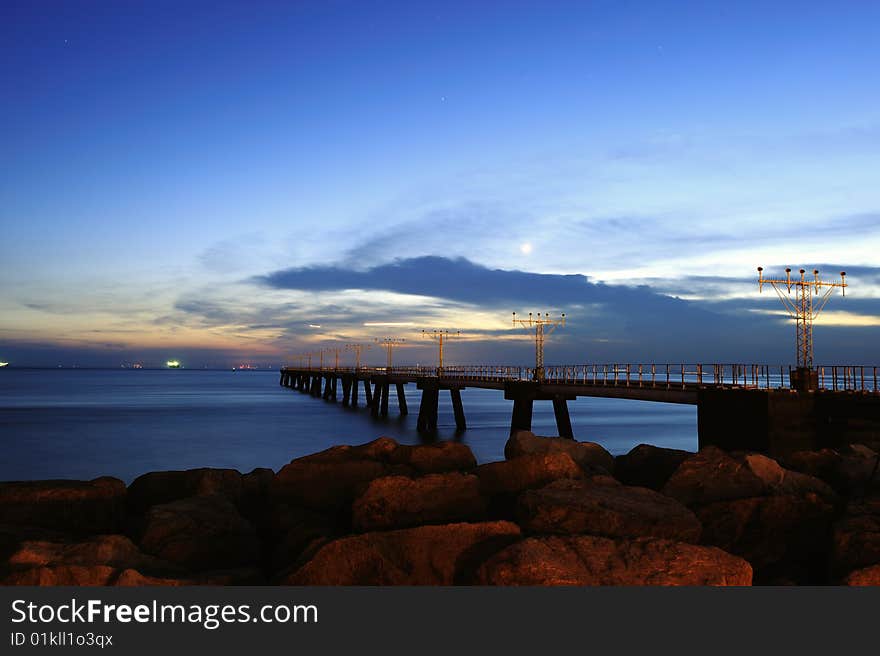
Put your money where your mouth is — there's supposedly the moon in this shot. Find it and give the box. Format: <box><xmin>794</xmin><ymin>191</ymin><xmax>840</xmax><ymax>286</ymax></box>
<box><xmin>519</xmin><ymin>242</ymin><xmax>533</xmax><ymax>255</ymax></box>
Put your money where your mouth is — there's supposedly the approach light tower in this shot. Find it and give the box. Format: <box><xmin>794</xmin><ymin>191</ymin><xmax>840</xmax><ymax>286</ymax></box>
<box><xmin>345</xmin><ymin>343</ymin><xmax>371</xmax><ymax>370</ymax></box>
<box><xmin>375</xmin><ymin>337</ymin><xmax>405</xmax><ymax>369</ymax></box>
<box><xmin>323</xmin><ymin>345</ymin><xmax>343</xmax><ymax>369</ymax></box>
<box><xmin>758</xmin><ymin>267</ymin><xmax>847</xmax><ymax>387</ymax></box>
<box><xmin>422</xmin><ymin>329</ymin><xmax>461</xmax><ymax>372</ymax></box>
<box><xmin>512</xmin><ymin>312</ymin><xmax>566</xmax><ymax>381</ymax></box>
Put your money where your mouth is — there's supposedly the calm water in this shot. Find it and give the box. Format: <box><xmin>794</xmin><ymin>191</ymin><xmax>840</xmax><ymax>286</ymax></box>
<box><xmin>0</xmin><ymin>369</ymin><xmax>697</xmax><ymax>483</ymax></box>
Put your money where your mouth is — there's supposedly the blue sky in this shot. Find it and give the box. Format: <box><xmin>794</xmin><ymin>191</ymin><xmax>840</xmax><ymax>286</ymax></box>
<box><xmin>1</xmin><ymin>1</ymin><xmax>879</xmax><ymax>367</ymax></box>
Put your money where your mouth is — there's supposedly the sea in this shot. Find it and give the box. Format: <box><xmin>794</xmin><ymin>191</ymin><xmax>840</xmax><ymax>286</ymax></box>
<box><xmin>0</xmin><ymin>369</ymin><xmax>697</xmax><ymax>483</ymax></box>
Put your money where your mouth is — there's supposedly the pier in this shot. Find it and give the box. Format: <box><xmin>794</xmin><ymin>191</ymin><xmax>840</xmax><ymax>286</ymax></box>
<box><xmin>280</xmin><ymin>363</ymin><xmax>880</xmax><ymax>456</ymax></box>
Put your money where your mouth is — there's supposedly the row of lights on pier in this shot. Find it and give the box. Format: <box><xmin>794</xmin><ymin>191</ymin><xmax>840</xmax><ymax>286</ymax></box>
<box><xmin>288</xmin><ymin>265</ymin><xmax>850</xmax><ymax>379</ymax></box>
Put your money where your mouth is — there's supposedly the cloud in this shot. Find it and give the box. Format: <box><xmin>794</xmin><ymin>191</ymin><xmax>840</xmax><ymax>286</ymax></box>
<box><xmin>256</xmin><ymin>255</ymin><xmax>696</xmax><ymax>309</ymax></box>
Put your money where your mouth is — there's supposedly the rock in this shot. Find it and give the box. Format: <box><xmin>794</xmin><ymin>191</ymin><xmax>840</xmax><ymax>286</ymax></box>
<box><xmin>0</xmin><ymin>524</ymin><xmax>70</xmax><ymax>562</ymax></box>
<box><xmin>516</xmin><ymin>479</ymin><xmax>701</xmax><ymax>543</ymax></box>
<box><xmin>0</xmin><ymin>534</ymin><xmax>184</xmax><ymax>585</ymax></box>
<box><xmin>272</xmin><ymin>438</ymin><xmax>412</xmax><ymax>511</ymax></box>
<box><xmin>2</xmin><ymin>565</ymin><xmax>121</xmax><ymax>586</ymax></box>
<box><xmin>352</xmin><ymin>473</ymin><xmax>486</xmax><ymax>532</ymax></box>
<box><xmin>843</xmin><ymin>564</ymin><xmax>880</xmax><ymax>586</ymax></box>
<box><xmin>831</xmin><ymin>495</ymin><xmax>880</xmax><ymax>579</ymax></box>
<box><xmin>389</xmin><ymin>441</ymin><xmax>477</xmax><ymax>474</ymax></box>
<box><xmin>505</xmin><ymin>431</ymin><xmax>614</xmax><ymax>474</ymax></box>
<box><xmin>268</xmin><ymin>504</ymin><xmax>339</xmax><ymax>574</ymax></box>
<box><xmin>240</xmin><ymin>467</ymin><xmax>275</xmax><ymax>526</ymax></box>
<box><xmin>115</xmin><ymin>567</ymin><xmax>266</xmax><ymax>586</ymax></box>
<box><xmin>5</xmin><ymin>534</ymin><xmax>168</xmax><ymax>572</ymax></box>
<box><xmin>741</xmin><ymin>454</ymin><xmax>785</xmax><ymax>487</ymax></box>
<box><xmin>2</xmin><ymin>563</ymin><xmax>266</xmax><ymax>586</ymax></box>
<box><xmin>475</xmin><ymin>535</ymin><xmax>752</xmax><ymax>586</ymax></box>
<box><xmin>661</xmin><ymin>447</ymin><xmax>766</xmax><ymax>507</ymax></box>
<box><xmin>285</xmin><ymin>521</ymin><xmax>521</xmax><ymax>585</ymax></box>
<box><xmin>615</xmin><ymin>444</ymin><xmax>691</xmax><ymax>491</ymax></box>
<box><xmin>475</xmin><ymin>452</ymin><xmax>583</xmax><ymax>498</ymax></box>
<box><xmin>696</xmin><ymin>493</ymin><xmax>835</xmax><ymax>581</ymax></box>
<box><xmin>783</xmin><ymin>448</ymin><xmax>879</xmax><ymax>496</ymax></box>
<box><xmin>127</xmin><ymin>468</ymin><xmax>243</xmax><ymax>514</ymax></box>
<box><xmin>137</xmin><ymin>495</ymin><xmax>260</xmax><ymax>571</ymax></box>
<box><xmin>0</xmin><ymin>477</ymin><xmax>126</xmax><ymax>535</ymax></box>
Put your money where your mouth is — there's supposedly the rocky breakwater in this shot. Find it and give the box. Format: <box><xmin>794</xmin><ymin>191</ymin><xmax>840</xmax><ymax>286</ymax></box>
<box><xmin>2</xmin><ymin>430</ymin><xmax>879</xmax><ymax>586</ymax></box>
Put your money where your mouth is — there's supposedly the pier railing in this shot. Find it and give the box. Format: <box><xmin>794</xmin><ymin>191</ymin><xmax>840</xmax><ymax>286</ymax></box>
<box><xmin>281</xmin><ymin>363</ymin><xmax>880</xmax><ymax>393</ymax></box>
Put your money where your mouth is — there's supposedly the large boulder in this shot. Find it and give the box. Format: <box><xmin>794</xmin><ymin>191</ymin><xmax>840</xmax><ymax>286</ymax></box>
<box><xmin>388</xmin><ymin>441</ymin><xmax>477</xmax><ymax>474</ymax></box>
<box><xmin>352</xmin><ymin>473</ymin><xmax>486</xmax><ymax>532</ymax></box>
<box><xmin>843</xmin><ymin>564</ymin><xmax>880</xmax><ymax>586</ymax></box>
<box><xmin>0</xmin><ymin>524</ymin><xmax>70</xmax><ymax>563</ymax></box>
<box><xmin>2</xmin><ymin>565</ymin><xmax>121</xmax><ymax>586</ymax></box>
<box><xmin>475</xmin><ymin>452</ymin><xmax>583</xmax><ymax>498</ymax></box>
<box><xmin>272</xmin><ymin>438</ymin><xmax>412</xmax><ymax>511</ymax></box>
<box><xmin>782</xmin><ymin>447</ymin><xmax>880</xmax><ymax>496</ymax></box>
<box><xmin>739</xmin><ymin>454</ymin><xmax>836</xmax><ymax>503</ymax></box>
<box><xmin>272</xmin><ymin>438</ymin><xmax>477</xmax><ymax>513</ymax></box>
<box><xmin>516</xmin><ymin>479</ymin><xmax>701</xmax><ymax>543</ymax></box>
<box><xmin>475</xmin><ymin>535</ymin><xmax>752</xmax><ymax>586</ymax></box>
<box><xmin>615</xmin><ymin>444</ymin><xmax>691</xmax><ymax>490</ymax></box>
<box><xmin>4</xmin><ymin>565</ymin><xmax>266</xmax><ymax>586</ymax></box>
<box><xmin>0</xmin><ymin>477</ymin><xmax>126</xmax><ymax>535</ymax></box>
<box><xmin>127</xmin><ymin>468</ymin><xmax>243</xmax><ymax>515</ymax></box>
<box><xmin>136</xmin><ymin>495</ymin><xmax>260</xmax><ymax>571</ymax></box>
<box><xmin>696</xmin><ymin>493</ymin><xmax>835</xmax><ymax>581</ymax></box>
<box><xmin>114</xmin><ymin>567</ymin><xmax>266</xmax><ymax>586</ymax></box>
<box><xmin>4</xmin><ymin>534</ymin><xmax>168</xmax><ymax>572</ymax></box>
<box><xmin>268</xmin><ymin>504</ymin><xmax>339</xmax><ymax>576</ymax></box>
<box><xmin>661</xmin><ymin>447</ymin><xmax>766</xmax><ymax>507</ymax></box>
<box><xmin>831</xmin><ymin>495</ymin><xmax>880</xmax><ymax>580</ymax></box>
<box><xmin>0</xmin><ymin>534</ymin><xmax>181</xmax><ymax>585</ymax></box>
<box><xmin>505</xmin><ymin>431</ymin><xmax>614</xmax><ymax>474</ymax></box>
<box><xmin>239</xmin><ymin>467</ymin><xmax>276</xmax><ymax>527</ymax></box>
<box><xmin>285</xmin><ymin>521</ymin><xmax>521</xmax><ymax>585</ymax></box>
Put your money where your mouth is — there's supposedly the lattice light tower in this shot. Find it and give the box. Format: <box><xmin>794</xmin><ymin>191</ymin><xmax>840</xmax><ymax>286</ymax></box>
<box><xmin>345</xmin><ymin>343</ymin><xmax>372</xmax><ymax>370</ymax></box>
<box><xmin>512</xmin><ymin>312</ymin><xmax>566</xmax><ymax>381</ymax></box>
<box><xmin>375</xmin><ymin>337</ymin><xmax>405</xmax><ymax>369</ymax></box>
<box><xmin>421</xmin><ymin>329</ymin><xmax>461</xmax><ymax>372</ymax></box>
<box><xmin>758</xmin><ymin>267</ymin><xmax>847</xmax><ymax>371</ymax></box>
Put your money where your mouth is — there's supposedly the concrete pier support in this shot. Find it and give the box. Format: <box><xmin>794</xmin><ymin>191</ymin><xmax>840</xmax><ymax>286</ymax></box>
<box><xmin>396</xmin><ymin>383</ymin><xmax>408</xmax><ymax>415</ymax></box>
<box><xmin>450</xmin><ymin>388</ymin><xmax>466</xmax><ymax>430</ymax></box>
<box><xmin>417</xmin><ymin>379</ymin><xmax>440</xmax><ymax>432</ymax></box>
<box><xmin>370</xmin><ymin>379</ymin><xmax>390</xmax><ymax>417</ymax></box>
<box><xmin>380</xmin><ymin>382</ymin><xmax>389</xmax><ymax>417</ymax></box>
<box><xmin>351</xmin><ymin>376</ymin><xmax>359</xmax><ymax>407</ymax></box>
<box><xmin>363</xmin><ymin>380</ymin><xmax>372</xmax><ymax>407</ymax></box>
<box><xmin>553</xmin><ymin>398</ymin><xmax>573</xmax><ymax>439</ymax></box>
<box><xmin>341</xmin><ymin>377</ymin><xmax>351</xmax><ymax>406</ymax></box>
<box><xmin>416</xmin><ymin>379</ymin><xmax>467</xmax><ymax>432</ymax></box>
<box><xmin>505</xmin><ymin>381</ymin><xmax>575</xmax><ymax>438</ymax></box>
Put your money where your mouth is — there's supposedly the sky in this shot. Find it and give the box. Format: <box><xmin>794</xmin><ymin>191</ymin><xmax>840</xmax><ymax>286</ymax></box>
<box><xmin>1</xmin><ymin>1</ymin><xmax>879</xmax><ymax>368</ymax></box>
